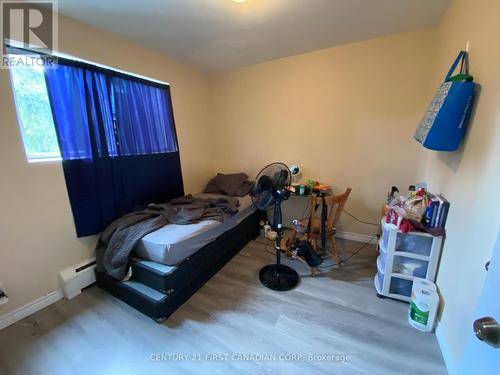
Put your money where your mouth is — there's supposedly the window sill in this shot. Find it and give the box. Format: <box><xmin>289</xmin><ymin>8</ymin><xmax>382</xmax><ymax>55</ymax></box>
<box><xmin>28</xmin><ymin>157</ymin><xmax>62</xmax><ymax>164</ymax></box>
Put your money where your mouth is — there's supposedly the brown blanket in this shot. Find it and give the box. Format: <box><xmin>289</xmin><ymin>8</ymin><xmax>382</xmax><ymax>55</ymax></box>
<box><xmin>97</xmin><ymin>195</ymin><xmax>240</xmax><ymax>280</ymax></box>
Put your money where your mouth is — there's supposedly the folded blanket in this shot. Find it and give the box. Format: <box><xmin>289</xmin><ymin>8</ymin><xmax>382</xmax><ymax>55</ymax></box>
<box><xmin>97</xmin><ymin>195</ymin><xmax>240</xmax><ymax>280</ymax></box>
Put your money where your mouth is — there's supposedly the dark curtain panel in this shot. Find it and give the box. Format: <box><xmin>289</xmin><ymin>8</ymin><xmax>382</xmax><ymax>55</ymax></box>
<box><xmin>111</xmin><ymin>76</ymin><xmax>178</xmax><ymax>155</ymax></box>
<box><xmin>45</xmin><ymin>61</ymin><xmax>184</xmax><ymax>237</ymax></box>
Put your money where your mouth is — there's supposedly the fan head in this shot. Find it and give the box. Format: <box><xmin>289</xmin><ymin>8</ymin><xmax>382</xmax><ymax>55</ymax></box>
<box><xmin>251</xmin><ymin>162</ymin><xmax>292</xmax><ymax>210</ymax></box>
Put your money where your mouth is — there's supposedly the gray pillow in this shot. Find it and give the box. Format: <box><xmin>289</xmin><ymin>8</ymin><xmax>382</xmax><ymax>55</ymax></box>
<box><xmin>233</xmin><ymin>180</ymin><xmax>254</xmax><ymax>197</ymax></box>
<box><xmin>204</xmin><ymin>173</ymin><xmax>250</xmax><ymax>196</ymax></box>
<box><xmin>203</xmin><ymin>175</ymin><xmax>220</xmax><ymax>194</ymax></box>
<box><xmin>214</xmin><ymin>173</ymin><xmax>249</xmax><ymax>196</ymax></box>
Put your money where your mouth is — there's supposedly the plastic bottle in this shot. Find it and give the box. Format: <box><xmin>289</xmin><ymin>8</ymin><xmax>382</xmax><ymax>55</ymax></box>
<box><xmin>408</xmin><ymin>185</ymin><xmax>416</xmax><ymax>198</ymax></box>
<box><xmin>387</xmin><ymin>186</ymin><xmax>400</xmax><ymax>204</ymax></box>
<box><xmin>408</xmin><ymin>279</ymin><xmax>440</xmax><ymax>332</ymax></box>
<box><xmin>263</xmin><ymin>222</ymin><xmax>271</xmax><ymax>238</ymax></box>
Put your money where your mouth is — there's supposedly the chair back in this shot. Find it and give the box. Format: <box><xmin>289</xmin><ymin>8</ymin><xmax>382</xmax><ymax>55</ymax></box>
<box><xmin>310</xmin><ymin>188</ymin><xmax>351</xmax><ymax>232</ymax></box>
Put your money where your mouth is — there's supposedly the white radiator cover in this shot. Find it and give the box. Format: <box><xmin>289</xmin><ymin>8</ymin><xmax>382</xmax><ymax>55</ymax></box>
<box><xmin>58</xmin><ymin>258</ymin><xmax>96</xmax><ymax>299</ymax></box>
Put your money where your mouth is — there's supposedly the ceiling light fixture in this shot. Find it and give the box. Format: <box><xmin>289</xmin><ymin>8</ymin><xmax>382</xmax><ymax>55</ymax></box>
<box><xmin>232</xmin><ymin>0</ymin><xmax>246</xmax><ymax>3</ymax></box>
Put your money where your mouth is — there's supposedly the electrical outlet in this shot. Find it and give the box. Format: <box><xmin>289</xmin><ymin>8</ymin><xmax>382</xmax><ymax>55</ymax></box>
<box><xmin>0</xmin><ymin>282</ymin><xmax>8</xmax><ymax>305</ymax></box>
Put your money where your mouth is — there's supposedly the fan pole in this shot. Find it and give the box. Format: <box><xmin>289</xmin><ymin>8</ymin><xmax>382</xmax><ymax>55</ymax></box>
<box><xmin>258</xmin><ymin>199</ymin><xmax>300</xmax><ymax>291</ymax></box>
<box><xmin>274</xmin><ymin>200</ymin><xmax>282</xmax><ymax>266</ymax></box>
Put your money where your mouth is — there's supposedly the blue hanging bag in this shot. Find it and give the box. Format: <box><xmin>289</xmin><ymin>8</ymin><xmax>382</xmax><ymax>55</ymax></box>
<box><xmin>415</xmin><ymin>51</ymin><xmax>476</xmax><ymax>151</ymax></box>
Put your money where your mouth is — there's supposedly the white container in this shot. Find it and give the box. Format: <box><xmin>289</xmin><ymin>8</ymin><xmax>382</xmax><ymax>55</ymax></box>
<box><xmin>266</xmin><ymin>230</ymin><xmax>277</xmax><ymax>241</ymax></box>
<box><xmin>263</xmin><ymin>223</ymin><xmax>271</xmax><ymax>238</ymax></box>
<box><xmin>408</xmin><ymin>279</ymin><xmax>439</xmax><ymax>332</ymax></box>
<box><xmin>375</xmin><ymin>218</ymin><xmax>443</xmax><ymax>303</ymax></box>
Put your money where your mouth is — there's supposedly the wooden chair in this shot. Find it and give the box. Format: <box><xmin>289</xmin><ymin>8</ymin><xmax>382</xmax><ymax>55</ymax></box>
<box><xmin>291</xmin><ymin>188</ymin><xmax>352</xmax><ymax>266</ymax></box>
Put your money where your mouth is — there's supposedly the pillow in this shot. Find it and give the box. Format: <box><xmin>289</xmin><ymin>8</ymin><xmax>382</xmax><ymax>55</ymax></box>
<box><xmin>204</xmin><ymin>172</ymin><xmax>250</xmax><ymax>196</ymax></box>
<box><xmin>233</xmin><ymin>180</ymin><xmax>253</xmax><ymax>197</ymax></box>
<box><xmin>203</xmin><ymin>175</ymin><xmax>220</xmax><ymax>194</ymax></box>
<box><xmin>214</xmin><ymin>173</ymin><xmax>249</xmax><ymax>196</ymax></box>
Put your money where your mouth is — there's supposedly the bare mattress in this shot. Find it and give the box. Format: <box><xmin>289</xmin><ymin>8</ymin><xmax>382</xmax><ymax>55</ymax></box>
<box><xmin>133</xmin><ymin>194</ymin><xmax>255</xmax><ymax>265</ymax></box>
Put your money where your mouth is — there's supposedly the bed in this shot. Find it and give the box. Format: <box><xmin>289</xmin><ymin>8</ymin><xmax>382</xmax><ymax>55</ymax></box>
<box><xmin>133</xmin><ymin>194</ymin><xmax>255</xmax><ymax>265</ymax></box>
<box><xmin>95</xmin><ymin>193</ymin><xmax>264</xmax><ymax>322</ymax></box>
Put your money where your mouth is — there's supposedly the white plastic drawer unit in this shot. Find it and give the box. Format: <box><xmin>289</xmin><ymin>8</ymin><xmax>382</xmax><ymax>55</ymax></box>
<box><xmin>392</xmin><ymin>255</ymin><xmax>428</xmax><ymax>278</ymax></box>
<box><xmin>396</xmin><ymin>233</ymin><xmax>433</xmax><ymax>257</ymax></box>
<box><xmin>389</xmin><ymin>277</ymin><xmax>413</xmax><ymax>298</ymax></box>
<box><xmin>374</xmin><ymin>218</ymin><xmax>444</xmax><ymax>302</ymax></box>
<box><xmin>380</xmin><ymin>223</ymin><xmax>391</xmax><ymax>250</ymax></box>
<box><xmin>376</xmin><ymin>267</ymin><xmax>385</xmax><ymax>289</ymax></box>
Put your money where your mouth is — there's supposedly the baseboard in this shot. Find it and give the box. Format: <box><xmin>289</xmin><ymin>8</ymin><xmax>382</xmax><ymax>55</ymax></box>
<box><xmin>336</xmin><ymin>231</ymin><xmax>378</xmax><ymax>244</ymax></box>
<box><xmin>0</xmin><ymin>290</ymin><xmax>63</xmax><ymax>330</ymax></box>
<box><xmin>436</xmin><ymin>324</ymin><xmax>458</xmax><ymax>375</ymax></box>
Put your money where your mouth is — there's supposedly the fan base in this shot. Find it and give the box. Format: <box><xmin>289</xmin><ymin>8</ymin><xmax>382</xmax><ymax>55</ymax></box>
<box><xmin>259</xmin><ymin>264</ymin><xmax>300</xmax><ymax>291</ymax></box>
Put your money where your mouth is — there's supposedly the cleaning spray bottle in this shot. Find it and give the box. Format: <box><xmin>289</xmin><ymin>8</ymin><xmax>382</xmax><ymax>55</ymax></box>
<box><xmin>408</xmin><ymin>279</ymin><xmax>439</xmax><ymax>332</ymax></box>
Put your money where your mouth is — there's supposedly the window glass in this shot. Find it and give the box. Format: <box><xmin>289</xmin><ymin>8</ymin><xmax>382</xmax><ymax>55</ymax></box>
<box><xmin>9</xmin><ymin>57</ymin><xmax>61</xmax><ymax>162</ymax></box>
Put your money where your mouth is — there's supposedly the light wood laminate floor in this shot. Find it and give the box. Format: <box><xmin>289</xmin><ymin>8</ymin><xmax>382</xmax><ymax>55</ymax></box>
<box><xmin>0</xmin><ymin>236</ymin><xmax>446</xmax><ymax>375</ymax></box>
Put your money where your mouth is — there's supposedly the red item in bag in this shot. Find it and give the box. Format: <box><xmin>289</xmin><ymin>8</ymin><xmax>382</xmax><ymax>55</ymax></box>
<box><xmin>386</xmin><ymin>208</ymin><xmax>400</xmax><ymax>226</ymax></box>
<box><xmin>400</xmin><ymin>219</ymin><xmax>414</xmax><ymax>233</ymax></box>
<box><xmin>416</xmin><ymin>188</ymin><xmax>426</xmax><ymax>197</ymax></box>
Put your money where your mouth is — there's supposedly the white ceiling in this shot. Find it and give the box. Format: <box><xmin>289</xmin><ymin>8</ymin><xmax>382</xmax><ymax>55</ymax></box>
<box><xmin>58</xmin><ymin>0</ymin><xmax>450</xmax><ymax>71</ymax></box>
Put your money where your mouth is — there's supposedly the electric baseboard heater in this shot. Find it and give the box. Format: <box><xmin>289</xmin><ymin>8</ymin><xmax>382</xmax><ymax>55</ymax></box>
<box><xmin>58</xmin><ymin>258</ymin><xmax>97</xmax><ymax>299</ymax></box>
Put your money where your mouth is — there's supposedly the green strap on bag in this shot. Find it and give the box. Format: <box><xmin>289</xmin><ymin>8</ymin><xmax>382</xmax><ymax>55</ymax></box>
<box><xmin>447</xmin><ymin>73</ymin><xmax>473</xmax><ymax>82</ymax></box>
<box><xmin>446</xmin><ymin>52</ymin><xmax>473</xmax><ymax>82</ymax></box>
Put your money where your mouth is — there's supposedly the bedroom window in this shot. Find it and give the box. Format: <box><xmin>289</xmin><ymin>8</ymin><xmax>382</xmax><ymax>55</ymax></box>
<box><xmin>9</xmin><ymin>56</ymin><xmax>61</xmax><ymax>162</ymax></box>
<box><xmin>11</xmin><ymin>50</ymin><xmax>184</xmax><ymax>237</ymax></box>
<box><xmin>9</xmin><ymin>52</ymin><xmax>179</xmax><ymax>162</ymax></box>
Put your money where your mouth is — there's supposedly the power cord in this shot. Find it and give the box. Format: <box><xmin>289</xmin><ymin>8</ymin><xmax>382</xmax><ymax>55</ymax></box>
<box><xmin>342</xmin><ymin>209</ymin><xmax>379</xmax><ymax>226</ymax></box>
<box><xmin>265</xmin><ymin>242</ymin><xmax>277</xmax><ymax>256</ymax></box>
<box><xmin>337</xmin><ymin>233</ymin><xmax>378</xmax><ymax>265</ymax></box>
<box><xmin>336</xmin><ymin>208</ymin><xmax>379</xmax><ymax>265</ymax></box>
<box><xmin>300</xmin><ymin>198</ymin><xmax>311</xmax><ymax>219</ymax></box>
<box><xmin>260</xmin><ymin>232</ymin><xmax>378</xmax><ymax>267</ymax></box>
<box><xmin>259</xmin><ymin>207</ymin><xmax>380</xmax><ymax>266</ymax></box>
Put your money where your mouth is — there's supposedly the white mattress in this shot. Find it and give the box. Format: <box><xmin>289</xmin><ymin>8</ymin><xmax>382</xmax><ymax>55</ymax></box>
<box><xmin>133</xmin><ymin>194</ymin><xmax>255</xmax><ymax>265</ymax></box>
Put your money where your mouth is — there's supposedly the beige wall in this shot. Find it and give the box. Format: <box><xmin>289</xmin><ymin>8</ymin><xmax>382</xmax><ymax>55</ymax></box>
<box><xmin>2</xmin><ymin>7</ymin><xmax>499</xmax><ymax>373</ymax></box>
<box><xmin>209</xmin><ymin>30</ymin><xmax>437</xmax><ymax>235</ymax></box>
<box><xmin>208</xmin><ymin>13</ymin><xmax>500</xmax><ymax>368</ymax></box>
<box><xmin>0</xmin><ymin>15</ymin><xmax>213</xmax><ymax>315</ymax></box>
<box><xmin>419</xmin><ymin>0</ymin><xmax>500</xmax><ymax>370</ymax></box>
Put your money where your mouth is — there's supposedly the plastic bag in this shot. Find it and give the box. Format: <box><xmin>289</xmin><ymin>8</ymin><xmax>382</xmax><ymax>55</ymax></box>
<box><xmin>404</xmin><ymin>196</ymin><xmax>428</xmax><ymax>222</ymax></box>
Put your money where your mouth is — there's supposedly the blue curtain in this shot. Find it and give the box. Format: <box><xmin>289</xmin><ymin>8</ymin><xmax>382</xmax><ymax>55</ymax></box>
<box><xmin>44</xmin><ymin>65</ymin><xmax>93</xmax><ymax>159</ymax></box>
<box><xmin>111</xmin><ymin>76</ymin><xmax>178</xmax><ymax>155</ymax></box>
<box><xmin>45</xmin><ymin>61</ymin><xmax>184</xmax><ymax>237</ymax></box>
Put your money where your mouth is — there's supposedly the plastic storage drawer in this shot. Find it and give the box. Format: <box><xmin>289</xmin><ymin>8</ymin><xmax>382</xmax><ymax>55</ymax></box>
<box><xmin>389</xmin><ymin>277</ymin><xmax>413</xmax><ymax>297</ymax></box>
<box><xmin>392</xmin><ymin>256</ymin><xmax>428</xmax><ymax>278</ymax></box>
<box><xmin>395</xmin><ymin>233</ymin><xmax>433</xmax><ymax>256</ymax></box>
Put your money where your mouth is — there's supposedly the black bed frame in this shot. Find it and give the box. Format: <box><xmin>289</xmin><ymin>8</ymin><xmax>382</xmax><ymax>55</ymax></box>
<box><xmin>95</xmin><ymin>210</ymin><xmax>264</xmax><ymax>322</ymax></box>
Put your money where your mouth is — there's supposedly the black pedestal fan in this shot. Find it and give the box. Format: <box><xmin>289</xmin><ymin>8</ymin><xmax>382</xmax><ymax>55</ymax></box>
<box><xmin>251</xmin><ymin>162</ymin><xmax>300</xmax><ymax>291</ymax></box>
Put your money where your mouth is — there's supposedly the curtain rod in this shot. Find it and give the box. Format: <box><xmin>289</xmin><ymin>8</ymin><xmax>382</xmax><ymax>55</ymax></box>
<box><xmin>5</xmin><ymin>43</ymin><xmax>170</xmax><ymax>88</ymax></box>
